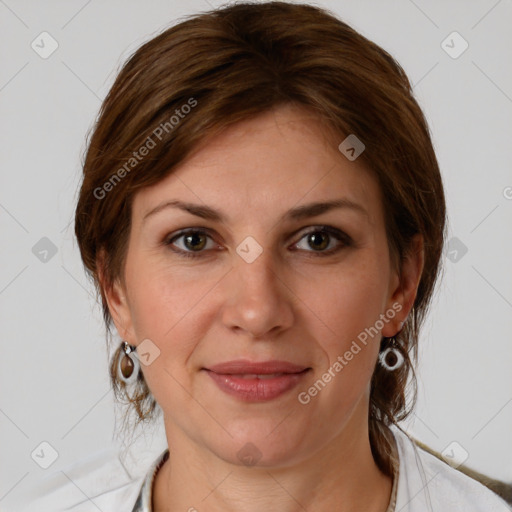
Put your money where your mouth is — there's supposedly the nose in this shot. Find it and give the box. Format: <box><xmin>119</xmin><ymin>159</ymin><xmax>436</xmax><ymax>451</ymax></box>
<box><xmin>220</xmin><ymin>248</ymin><xmax>295</xmax><ymax>339</ymax></box>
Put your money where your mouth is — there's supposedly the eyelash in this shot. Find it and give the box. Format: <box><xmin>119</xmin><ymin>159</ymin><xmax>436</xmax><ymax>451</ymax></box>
<box><xmin>163</xmin><ymin>226</ymin><xmax>353</xmax><ymax>259</ymax></box>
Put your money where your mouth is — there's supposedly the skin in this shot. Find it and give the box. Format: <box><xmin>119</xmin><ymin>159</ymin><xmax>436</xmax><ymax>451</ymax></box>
<box><xmin>101</xmin><ymin>103</ymin><xmax>424</xmax><ymax>511</ymax></box>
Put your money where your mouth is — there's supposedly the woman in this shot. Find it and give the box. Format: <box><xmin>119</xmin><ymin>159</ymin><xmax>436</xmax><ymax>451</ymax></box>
<box><xmin>40</xmin><ymin>1</ymin><xmax>511</xmax><ymax>510</ymax></box>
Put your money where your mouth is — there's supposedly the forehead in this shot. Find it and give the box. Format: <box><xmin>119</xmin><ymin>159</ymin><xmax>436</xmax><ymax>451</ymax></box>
<box><xmin>132</xmin><ymin>104</ymin><xmax>382</xmax><ymax>226</ymax></box>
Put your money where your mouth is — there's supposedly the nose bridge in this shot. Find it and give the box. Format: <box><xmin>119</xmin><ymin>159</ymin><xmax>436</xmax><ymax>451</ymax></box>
<box><xmin>233</xmin><ymin>231</ymin><xmax>280</xmax><ymax>287</ymax></box>
<box><xmin>221</xmin><ymin>244</ymin><xmax>294</xmax><ymax>337</ymax></box>
<box><xmin>235</xmin><ymin>246</ymin><xmax>283</xmax><ymax>305</ymax></box>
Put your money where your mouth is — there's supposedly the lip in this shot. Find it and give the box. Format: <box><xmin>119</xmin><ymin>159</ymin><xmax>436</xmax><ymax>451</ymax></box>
<box><xmin>203</xmin><ymin>360</ymin><xmax>311</xmax><ymax>402</ymax></box>
<box><xmin>206</xmin><ymin>359</ymin><xmax>309</xmax><ymax>374</ymax></box>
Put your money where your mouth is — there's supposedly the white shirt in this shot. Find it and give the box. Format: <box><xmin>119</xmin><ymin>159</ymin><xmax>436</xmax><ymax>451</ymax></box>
<box><xmin>21</xmin><ymin>425</ymin><xmax>511</xmax><ymax>511</ymax></box>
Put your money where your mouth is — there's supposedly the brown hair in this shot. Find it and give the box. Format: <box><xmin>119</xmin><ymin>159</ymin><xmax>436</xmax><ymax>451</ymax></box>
<box><xmin>74</xmin><ymin>1</ymin><xmax>446</xmax><ymax>476</ymax></box>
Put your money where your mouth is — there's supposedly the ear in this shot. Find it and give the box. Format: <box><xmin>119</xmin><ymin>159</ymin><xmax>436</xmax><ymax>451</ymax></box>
<box><xmin>97</xmin><ymin>249</ymin><xmax>136</xmax><ymax>345</ymax></box>
<box><xmin>382</xmin><ymin>234</ymin><xmax>424</xmax><ymax>337</ymax></box>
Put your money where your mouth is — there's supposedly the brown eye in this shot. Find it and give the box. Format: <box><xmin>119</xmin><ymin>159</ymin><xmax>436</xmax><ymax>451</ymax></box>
<box><xmin>294</xmin><ymin>227</ymin><xmax>351</xmax><ymax>255</ymax></box>
<box><xmin>182</xmin><ymin>232</ymin><xmax>207</xmax><ymax>251</ymax></box>
<box><xmin>165</xmin><ymin>229</ymin><xmax>216</xmax><ymax>258</ymax></box>
<box><xmin>307</xmin><ymin>231</ymin><xmax>330</xmax><ymax>251</ymax></box>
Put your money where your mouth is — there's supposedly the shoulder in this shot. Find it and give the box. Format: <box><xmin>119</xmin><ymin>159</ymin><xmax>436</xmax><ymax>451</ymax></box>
<box><xmin>391</xmin><ymin>425</ymin><xmax>512</xmax><ymax>512</ymax></box>
<box><xmin>20</xmin><ymin>447</ymin><xmax>146</xmax><ymax>512</ymax></box>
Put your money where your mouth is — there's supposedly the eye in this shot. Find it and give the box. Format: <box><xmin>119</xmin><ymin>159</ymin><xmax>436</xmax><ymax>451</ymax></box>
<box><xmin>292</xmin><ymin>226</ymin><xmax>352</xmax><ymax>255</ymax></box>
<box><xmin>164</xmin><ymin>229</ymin><xmax>218</xmax><ymax>258</ymax></box>
<box><xmin>164</xmin><ymin>226</ymin><xmax>352</xmax><ymax>259</ymax></box>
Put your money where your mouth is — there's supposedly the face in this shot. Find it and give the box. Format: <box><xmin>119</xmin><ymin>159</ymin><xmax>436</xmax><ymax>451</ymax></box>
<box><xmin>105</xmin><ymin>103</ymin><xmax>421</xmax><ymax>468</ymax></box>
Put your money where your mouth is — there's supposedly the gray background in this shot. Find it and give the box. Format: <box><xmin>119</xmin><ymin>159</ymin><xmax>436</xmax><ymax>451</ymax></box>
<box><xmin>1</xmin><ymin>0</ymin><xmax>511</xmax><ymax>509</ymax></box>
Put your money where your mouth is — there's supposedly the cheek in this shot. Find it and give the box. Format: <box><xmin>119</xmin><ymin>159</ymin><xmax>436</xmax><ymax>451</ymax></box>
<box><xmin>126</xmin><ymin>253</ymin><xmax>214</xmax><ymax>340</ymax></box>
<box><xmin>297</xmin><ymin>268</ymin><xmax>384</xmax><ymax>417</ymax></box>
<box><xmin>127</xmin><ymin>270</ymin><xmax>202</xmax><ymax>410</ymax></box>
<box><xmin>293</xmin><ymin>253</ymin><xmax>389</xmax><ymax>408</ymax></box>
<box><xmin>301</xmin><ymin>255</ymin><xmax>389</xmax><ymax>347</ymax></box>
<box><xmin>125</xmin><ymin>259</ymin><xmax>223</xmax><ymax>395</ymax></box>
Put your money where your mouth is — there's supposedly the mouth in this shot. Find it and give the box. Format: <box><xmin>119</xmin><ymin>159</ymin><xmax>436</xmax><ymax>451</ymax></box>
<box><xmin>202</xmin><ymin>360</ymin><xmax>311</xmax><ymax>402</ymax></box>
<box><xmin>204</xmin><ymin>359</ymin><xmax>310</xmax><ymax>375</ymax></box>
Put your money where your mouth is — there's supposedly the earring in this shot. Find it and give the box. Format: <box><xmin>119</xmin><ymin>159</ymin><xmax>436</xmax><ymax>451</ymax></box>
<box><xmin>378</xmin><ymin>337</ymin><xmax>405</xmax><ymax>371</ymax></box>
<box><xmin>118</xmin><ymin>341</ymin><xmax>139</xmax><ymax>384</ymax></box>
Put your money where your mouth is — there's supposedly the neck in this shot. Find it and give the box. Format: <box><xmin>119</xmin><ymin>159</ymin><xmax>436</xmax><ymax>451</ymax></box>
<box><xmin>152</xmin><ymin>407</ymin><xmax>393</xmax><ymax>512</ymax></box>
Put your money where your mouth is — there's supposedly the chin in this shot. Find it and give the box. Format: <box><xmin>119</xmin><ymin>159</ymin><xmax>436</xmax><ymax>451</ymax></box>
<box><xmin>212</xmin><ymin>427</ymin><xmax>312</xmax><ymax>469</ymax></box>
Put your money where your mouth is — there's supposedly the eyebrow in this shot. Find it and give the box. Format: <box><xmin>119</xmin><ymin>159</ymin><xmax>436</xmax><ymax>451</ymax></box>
<box><xmin>142</xmin><ymin>198</ymin><xmax>368</xmax><ymax>225</ymax></box>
